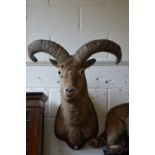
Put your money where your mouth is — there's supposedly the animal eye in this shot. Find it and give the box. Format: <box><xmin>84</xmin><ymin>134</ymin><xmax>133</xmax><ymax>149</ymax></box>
<box><xmin>58</xmin><ymin>71</ymin><xmax>61</xmax><ymax>75</ymax></box>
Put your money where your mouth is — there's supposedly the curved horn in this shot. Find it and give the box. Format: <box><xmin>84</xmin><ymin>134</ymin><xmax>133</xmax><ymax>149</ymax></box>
<box><xmin>74</xmin><ymin>39</ymin><xmax>122</xmax><ymax>64</ymax></box>
<box><xmin>28</xmin><ymin>39</ymin><xmax>70</xmax><ymax>63</ymax></box>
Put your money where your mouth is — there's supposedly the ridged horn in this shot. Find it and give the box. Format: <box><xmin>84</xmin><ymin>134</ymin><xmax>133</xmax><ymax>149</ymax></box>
<box><xmin>74</xmin><ymin>39</ymin><xmax>122</xmax><ymax>64</ymax></box>
<box><xmin>28</xmin><ymin>39</ymin><xmax>70</xmax><ymax>63</ymax></box>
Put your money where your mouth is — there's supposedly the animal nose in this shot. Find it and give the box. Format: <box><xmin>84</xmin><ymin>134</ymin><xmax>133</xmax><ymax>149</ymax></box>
<box><xmin>64</xmin><ymin>87</ymin><xmax>75</xmax><ymax>94</ymax></box>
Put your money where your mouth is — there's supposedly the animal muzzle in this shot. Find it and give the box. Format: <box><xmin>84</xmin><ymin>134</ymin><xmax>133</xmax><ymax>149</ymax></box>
<box><xmin>64</xmin><ymin>87</ymin><xmax>77</xmax><ymax>98</ymax></box>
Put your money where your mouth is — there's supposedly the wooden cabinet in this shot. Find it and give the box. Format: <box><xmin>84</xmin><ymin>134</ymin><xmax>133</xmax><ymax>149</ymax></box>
<box><xmin>26</xmin><ymin>92</ymin><xmax>48</xmax><ymax>155</ymax></box>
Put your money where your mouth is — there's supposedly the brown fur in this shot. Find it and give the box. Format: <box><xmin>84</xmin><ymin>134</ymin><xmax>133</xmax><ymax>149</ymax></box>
<box><xmin>53</xmin><ymin>57</ymin><xmax>99</xmax><ymax>150</ymax></box>
<box><xmin>90</xmin><ymin>103</ymin><xmax>129</xmax><ymax>154</ymax></box>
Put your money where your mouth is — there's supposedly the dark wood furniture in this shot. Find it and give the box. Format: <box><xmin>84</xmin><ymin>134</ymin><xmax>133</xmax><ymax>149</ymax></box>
<box><xmin>26</xmin><ymin>92</ymin><xmax>48</xmax><ymax>155</ymax></box>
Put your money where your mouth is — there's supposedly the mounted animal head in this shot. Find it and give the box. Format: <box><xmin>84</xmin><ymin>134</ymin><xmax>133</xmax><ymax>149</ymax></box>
<box><xmin>28</xmin><ymin>39</ymin><xmax>122</xmax><ymax>149</ymax></box>
<box><xmin>28</xmin><ymin>39</ymin><xmax>122</xmax><ymax>100</ymax></box>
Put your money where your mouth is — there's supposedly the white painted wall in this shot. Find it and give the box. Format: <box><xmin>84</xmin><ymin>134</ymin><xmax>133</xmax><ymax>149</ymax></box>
<box><xmin>26</xmin><ymin>0</ymin><xmax>129</xmax><ymax>154</ymax></box>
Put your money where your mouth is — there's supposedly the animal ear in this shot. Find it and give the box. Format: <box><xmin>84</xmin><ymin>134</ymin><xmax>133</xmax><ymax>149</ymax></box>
<box><xmin>49</xmin><ymin>59</ymin><xmax>59</xmax><ymax>67</ymax></box>
<box><xmin>83</xmin><ymin>59</ymin><xmax>96</xmax><ymax>69</ymax></box>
